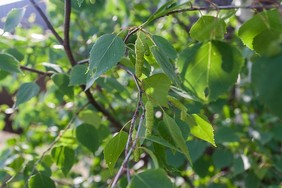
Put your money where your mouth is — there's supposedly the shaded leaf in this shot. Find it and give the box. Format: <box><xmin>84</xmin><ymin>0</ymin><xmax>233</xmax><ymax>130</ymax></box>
<box><xmin>76</xmin><ymin>123</ymin><xmax>99</xmax><ymax>154</ymax></box>
<box><xmin>151</xmin><ymin>46</ymin><xmax>180</xmax><ymax>86</ymax></box>
<box><xmin>212</xmin><ymin>149</ymin><xmax>233</xmax><ymax>169</ymax></box>
<box><xmin>69</xmin><ymin>64</ymin><xmax>87</xmax><ymax>86</ymax></box>
<box><xmin>86</xmin><ymin>34</ymin><xmax>125</xmax><ymax>90</ymax></box>
<box><xmin>52</xmin><ymin>73</ymin><xmax>74</xmax><ymax>99</ymax></box>
<box><xmin>238</xmin><ymin>9</ymin><xmax>282</xmax><ymax>50</ymax></box>
<box><xmin>51</xmin><ymin>146</ymin><xmax>75</xmax><ymax>176</ymax></box>
<box><xmin>128</xmin><ymin>169</ymin><xmax>173</xmax><ymax>188</ymax></box>
<box><xmin>15</xmin><ymin>82</ymin><xmax>40</xmax><ymax>107</ymax></box>
<box><xmin>104</xmin><ymin>131</ymin><xmax>128</xmax><ymax>174</ymax></box>
<box><xmin>4</xmin><ymin>8</ymin><xmax>26</xmax><ymax>33</ymax></box>
<box><xmin>146</xmin><ymin>135</ymin><xmax>181</xmax><ymax>153</ymax></box>
<box><xmin>0</xmin><ymin>53</ymin><xmax>21</xmax><ymax>73</ymax></box>
<box><xmin>190</xmin><ymin>16</ymin><xmax>226</xmax><ymax>42</ymax></box>
<box><xmin>152</xmin><ymin>35</ymin><xmax>177</xmax><ymax>60</ymax></box>
<box><xmin>163</xmin><ymin>113</ymin><xmax>192</xmax><ymax>164</ymax></box>
<box><xmin>142</xmin><ymin>73</ymin><xmax>170</xmax><ymax>107</ymax></box>
<box><xmin>252</xmin><ymin>54</ymin><xmax>282</xmax><ymax>118</ymax></box>
<box><xmin>28</xmin><ymin>173</ymin><xmax>55</xmax><ymax>188</ymax></box>
<box><xmin>177</xmin><ymin>41</ymin><xmax>243</xmax><ymax>102</ymax></box>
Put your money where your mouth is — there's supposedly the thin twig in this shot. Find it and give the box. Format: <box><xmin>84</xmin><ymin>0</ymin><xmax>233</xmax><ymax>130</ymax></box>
<box><xmin>29</xmin><ymin>0</ymin><xmax>64</xmax><ymax>45</ymax></box>
<box><xmin>24</xmin><ymin>102</ymin><xmax>89</xmax><ymax>188</ymax></box>
<box><xmin>20</xmin><ymin>65</ymin><xmax>53</xmax><ymax>77</ymax></box>
<box><xmin>77</xmin><ymin>58</ymin><xmax>89</xmax><ymax>64</ymax></box>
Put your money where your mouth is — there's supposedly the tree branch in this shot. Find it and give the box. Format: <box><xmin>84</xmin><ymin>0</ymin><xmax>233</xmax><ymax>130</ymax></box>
<box><xmin>29</xmin><ymin>0</ymin><xmax>64</xmax><ymax>45</ymax></box>
<box><xmin>63</xmin><ymin>0</ymin><xmax>77</xmax><ymax>66</ymax></box>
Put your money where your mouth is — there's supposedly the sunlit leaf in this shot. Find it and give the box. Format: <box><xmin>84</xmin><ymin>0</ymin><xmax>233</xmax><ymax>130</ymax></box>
<box><xmin>142</xmin><ymin>73</ymin><xmax>170</xmax><ymax>107</ymax></box>
<box><xmin>0</xmin><ymin>53</ymin><xmax>21</xmax><ymax>73</ymax></box>
<box><xmin>86</xmin><ymin>34</ymin><xmax>125</xmax><ymax>90</ymax></box>
<box><xmin>4</xmin><ymin>8</ymin><xmax>26</xmax><ymax>33</ymax></box>
<box><xmin>78</xmin><ymin>110</ymin><xmax>101</xmax><ymax>127</ymax></box>
<box><xmin>51</xmin><ymin>146</ymin><xmax>75</xmax><ymax>176</ymax></box>
<box><xmin>128</xmin><ymin>169</ymin><xmax>173</xmax><ymax>188</ymax></box>
<box><xmin>190</xmin><ymin>16</ymin><xmax>226</xmax><ymax>42</ymax></box>
<box><xmin>177</xmin><ymin>41</ymin><xmax>243</xmax><ymax>102</ymax></box>
<box><xmin>104</xmin><ymin>131</ymin><xmax>128</xmax><ymax>174</ymax></box>
<box><xmin>15</xmin><ymin>82</ymin><xmax>40</xmax><ymax>107</ymax></box>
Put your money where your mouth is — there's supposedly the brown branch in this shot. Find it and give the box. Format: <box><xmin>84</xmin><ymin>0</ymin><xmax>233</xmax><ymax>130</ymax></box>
<box><xmin>20</xmin><ymin>65</ymin><xmax>53</xmax><ymax>76</ymax></box>
<box><xmin>29</xmin><ymin>0</ymin><xmax>64</xmax><ymax>45</ymax></box>
<box><xmin>63</xmin><ymin>0</ymin><xmax>77</xmax><ymax>66</ymax></box>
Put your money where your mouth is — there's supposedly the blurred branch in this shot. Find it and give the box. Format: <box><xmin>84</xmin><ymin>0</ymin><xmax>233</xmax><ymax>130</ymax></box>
<box><xmin>29</xmin><ymin>0</ymin><xmax>64</xmax><ymax>45</ymax></box>
<box><xmin>20</xmin><ymin>65</ymin><xmax>53</xmax><ymax>77</ymax></box>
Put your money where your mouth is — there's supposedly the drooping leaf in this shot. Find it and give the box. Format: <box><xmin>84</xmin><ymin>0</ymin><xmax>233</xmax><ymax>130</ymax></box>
<box><xmin>28</xmin><ymin>173</ymin><xmax>55</xmax><ymax>188</ymax></box>
<box><xmin>104</xmin><ymin>131</ymin><xmax>128</xmax><ymax>174</ymax></box>
<box><xmin>177</xmin><ymin>41</ymin><xmax>243</xmax><ymax>103</ymax></box>
<box><xmin>78</xmin><ymin>110</ymin><xmax>101</xmax><ymax>127</ymax></box>
<box><xmin>152</xmin><ymin>35</ymin><xmax>177</xmax><ymax>60</ymax></box>
<box><xmin>128</xmin><ymin>169</ymin><xmax>174</xmax><ymax>188</ymax></box>
<box><xmin>146</xmin><ymin>135</ymin><xmax>181</xmax><ymax>153</ymax></box>
<box><xmin>15</xmin><ymin>82</ymin><xmax>40</xmax><ymax>107</ymax></box>
<box><xmin>86</xmin><ymin>34</ymin><xmax>125</xmax><ymax>90</ymax></box>
<box><xmin>76</xmin><ymin>123</ymin><xmax>99</xmax><ymax>154</ymax></box>
<box><xmin>0</xmin><ymin>53</ymin><xmax>21</xmax><ymax>73</ymax></box>
<box><xmin>52</xmin><ymin>73</ymin><xmax>74</xmax><ymax>99</ymax></box>
<box><xmin>3</xmin><ymin>8</ymin><xmax>26</xmax><ymax>33</ymax></box>
<box><xmin>238</xmin><ymin>9</ymin><xmax>282</xmax><ymax>50</ymax></box>
<box><xmin>190</xmin><ymin>16</ymin><xmax>226</xmax><ymax>42</ymax></box>
<box><xmin>163</xmin><ymin>113</ymin><xmax>192</xmax><ymax>164</ymax></box>
<box><xmin>142</xmin><ymin>73</ymin><xmax>171</xmax><ymax>107</ymax></box>
<box><xmin>186</xmin><ymin>114</ymin><xmax>216</xmax><ymax>147</ymax></box>
<box><xmin>252</xmin><ymin>54</ymin><xmax>282</xmax><ymax>118</ymax></box>
<box><xmin>51</xmin><ymin>146</ymin><xmax>75</xmax><ymax>176</ymax></box>
<box><xmin>151</xmin><ymin>46</ymin><xmax>180</xmax><ymax>86</ymax></box>
<box><xmin>69</xmin><ymin>64</ymin><xmax>87</xmax><ymax>86</ymax></box>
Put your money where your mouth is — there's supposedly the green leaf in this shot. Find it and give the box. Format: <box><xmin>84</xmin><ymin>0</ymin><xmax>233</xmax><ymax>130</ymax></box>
<box><xmin>15</xmin><ymin>82</ymin><xmax>40</xmax><ymax>107</ymax></box>
<box><xmin>252</xmin><ymin>54</ymin><xmax>282</xmax><ymax>118</ymax></box>
<box><xmin>3</xmin><ymin>8</ymin><xmax>26</xmax><ymax>33</ymax></box>
<box><xmin>177</xmin><ymin>41</ymin><xmax>243</xmax><ymax>102</ymax></box>
<box><xmin>128</xmin><ymin>169</ymin><xmax>174</xmax><ymax>188</ymax></box>
<box><xmin>76</xmin><ymin>123</ymin><xmax>99</xmax><ymax>154</ymax></box>
<box><xmin>151</xmin><ymin>46</ymin><xmax>180</xmax><ymax>86</ymax></box>
<box><xmin>163</xmin><ymin>113</ymin><xmax>192</xmax><ymax>164</ymax></box>
<box><xmin>104</xmin><ymin>131</ymin><xmax>128</xmax><ymax>174</ymax></box>
<box><xmin>212</xmin><ymin>149</ymin><xmax>233</xmax><ymax>169</ymax></box>
<box><xmin>77</xmin><ymin>0</ymin><xmax>84</xmax><ymax>7</ymax></box>
<box><xmin>28</xmin><ymin>173</ymin><xmax>55</xmax><ymax>188</ymax></box>
<box><xmin>238</xmin><ymin>9</ymin><xmax>282</xmax><ymax>50</ymax></box>
<box><xmin>152</xmin><ymin>35</ymin><xmax>177</xmax><ymax>60</ymax></box>
<box><xmin>69</xmin><ymin>64</ymin><xmax>87</xmax><ymax>86</ymax></box>
<box><xmin>186</xmin><ymin>114</ymin><xmax>216</xmax><ymax>147</ymax></box>
<box><xmin>0</xmin><ymin>53</ymin><xmax>21</xmax><ymax>73</ymax></box>
<box><xmin>51</xmin><ymin>146</ymin><xmax>75</xmax><ymax>176</ymax></box>
<box><xmin>86</xmin><ymin>34</ymin><xmax>125</xmax><ymax>90</ymax></box>
<box><xmin>190</xmin><ymin>16</ymin><xmax>226</xmax><ymax>42</ymax></box>
<box><xmin>52</xmin><ymin>73</ymin><xmax>74</xmax><ymax>99</ymax></box>
<box><xmin>78</xmin><ymin>110</ymin><xmax>101</xmax><ymax>127</ymax></box>
<box><xmin>146</xmin><ymin>135</ymin><xmax>181</xmax><ymax>153</ymax></box>
<box><xmin>142</xmin><ymin>73</ymin><xmax>170</xmax><ymax>107</ymax></box>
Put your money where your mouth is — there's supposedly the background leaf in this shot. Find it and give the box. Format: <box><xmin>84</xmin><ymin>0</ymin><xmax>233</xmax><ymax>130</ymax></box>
<box><xmin>128</xmin><ymin>169</ymin><xmax>174</xmax><ymax>188</ymax></box>
<box><xmin>0</xmin><ymin>53</ymin><xmax>21</xmax><ymax>73</ymax></box>
<box><xmin>142</xmin><ymin>73</ymin><xmax>170</xmax><ymax>107</ymax></box>
<box><xmin>86</xmin><ymin>34</ymin><xmax>125</xmax><ymax>90</ymax></box>
<box><xmin>51</xmin><ymin>146</ymin><xmax>75</xmax><ymax>176</ymax></box>
<box><xmin>252</xmin><ymin>54</ymin><xmax>282</xmax><ymax>118</ymax></box>
<box><xmin>15</xmin><ymin>82</ymin><xmax>40</xmax><ymax>107</ymax></box>
<box><xmin>3</xmin><ymin>8</ymin><xmax>26</xmax><ymax>33</ymax></box>
<box><xmin>76</xmin><ymin>123</ymin><xmax>99</xmax><ymax>154</ymax></box>
<box><xmin>52</xmin><ymin>73</ymin><xmax>74</xmax><ymax>99</ymax></box>
<box><xmin>177</xmin><ymin>41</ymin><xmax>243</xmax><ymax>102</ymax></box>
<box><xmin>104</xmin><ymin>131</ymin><xmax>128</xmax><ymax>174</ymax></box>
<box><xmin>190</xmin><ymin>16</ymin><xmax>226</xmax><ymax>42</ymax></box>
